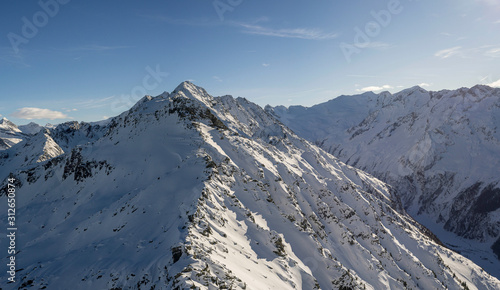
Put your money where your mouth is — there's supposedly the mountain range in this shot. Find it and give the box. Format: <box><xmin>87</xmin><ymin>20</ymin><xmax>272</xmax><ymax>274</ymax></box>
<box><xmin>0</xmin><ymin>82</ymin><xmax>499</xmax><ymax>289</ymax></box>
<box><xmin>0</xmin><ymin>118</ymin><xmax>43</xmax><ymax>150</ymax></box>
<box><xmin>268</xmin><ymin>84</ymin><xmax>500</xmax><ymax>278</ymax></box>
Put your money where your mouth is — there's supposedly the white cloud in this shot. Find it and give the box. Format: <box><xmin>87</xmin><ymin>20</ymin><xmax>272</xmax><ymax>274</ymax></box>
<box><xmin>0</xmin><ymin>46</ymin><xmax>30</xmax><ymax>67</ymax></box>
<box><xmin>434</xmin><ymin>46</ymin><xmax>462</xmax><ymax>59</ymax></box>
<box><xmin>237</xmin><ymin>23</ymin><xmax>338</xmax><ymax>40</ymax></box>
<box><xmin>484</xmin><ymin>47</ymin><xmax>500</xmax><ymax>57</ymax></box>
<box><xmin>357</xmin><ymin>85</ymin><xmax>393</xmax><ymax>92</ymax></box>
<box><xmin>488</xmin><ymin>79</ymin><xmax>500</xmax><ymax>87</ymax></box>
<box><xmin>76</xmin><ymin>96</ymin><xmax>115</xmax><ymax>109</ymax></box>
<box><xmin>433</xmin><ymin>45</ymin><xmax>500</xmax><ymax>59</ymax></box>
<box><xmin>355</xmin><ymin>41</ymin><xmax>392</xmax><ymax>50</ymax></box>
<box><xmin>418</xmin><ymin>83</ymin><xmax>431</xmax><ymax>87</ymax></box>
<box><xmin>11</xmin><ymin>108</ymin><xmax>69</xmax><ymax>120</ymax></box>
<box><xmin>262</xmin><ymin>63</ymin><xmax>270</xmax><ymax>67</ymax></box>
<box><xmin>213</xmin><ymin>76</ymin><xmax>223</xmax><ymax>82</ymax></box>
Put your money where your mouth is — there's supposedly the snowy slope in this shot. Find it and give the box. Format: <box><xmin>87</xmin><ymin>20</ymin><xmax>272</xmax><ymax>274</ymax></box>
<box><xmin>0</xmin><ymin>128</ymin><xmax>65</xmax><ymax>185</ymax></box>
<box><xmin>18</xmin><ymin>122</ymin><xmax>43</xmax><ymax>135</ymax></box>
<box><xmin>0</xmin><ymin>117</ymin><xmax>25</xmax><ymax>150</ymax></box>
<box><xmin>268</xmin><ymin>85</ymin><xmax>500</xmax><ymax>277</ymax></box>
<box><xmin>48</xmin><ymin>120</ymin><xmax>109</xmax><ymax>151</ymax></box>
<box><xmin>1</xmin><ymin>82</ymin><xmax>499</xmax><ymax>289</ymax></box>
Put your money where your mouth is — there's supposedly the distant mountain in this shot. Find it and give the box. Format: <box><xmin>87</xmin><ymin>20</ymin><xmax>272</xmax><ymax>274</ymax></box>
<box><xmin>18</xmin><ymin>122</ymin><xmax>44</xmax><ymax>135</ymax></box>
<box><xmin>0</xmin><ymin>117</ymin><xmax>25</xmax><ymax>150</ymax></box>
<box><xmin>1</xmin><ymin>82</ymin><xmax>498</xmax><ymax>289</ymax></box>
<box><xmin>0</xmin><ymin>118</ymin><xmax>45</xmax><ymax>150</ymax></box>
<box><xmin>268</xmin><ymin>85</ymin><xmax>500</xmax><ymax>276</ymax></box>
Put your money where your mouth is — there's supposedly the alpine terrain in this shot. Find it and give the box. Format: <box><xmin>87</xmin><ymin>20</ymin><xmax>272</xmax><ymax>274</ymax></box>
<box><xmin>268</xmin><ymin>85</ymin><xmax>500</xmax><ymax>278</ymax></box>
<box><xmin>0</xmin><ymin>118</ymin><xmax>43</xmax><ymax>151</ymax></box>
<box><xmin>1</xmin><ymin>82</ymin><xmax>499</xmax><ymax>289</ymax></box>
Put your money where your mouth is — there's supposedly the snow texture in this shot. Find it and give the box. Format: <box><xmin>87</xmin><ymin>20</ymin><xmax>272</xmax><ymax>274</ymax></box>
<box><xmin>268</xmin><ymin>85</ymin><xmax>500</xmax><ymax>278</ymax></box>
<box><xmin>0</xmin><ymin>82</ymin><xmax>499</xmax><ymax>289</ymax></box>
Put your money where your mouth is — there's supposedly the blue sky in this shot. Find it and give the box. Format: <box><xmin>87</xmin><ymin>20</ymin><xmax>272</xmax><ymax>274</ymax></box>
<box><xmin>1</xmin><ymin>0</ymin><xmax>499</xmax><ymax>125</ymax></box>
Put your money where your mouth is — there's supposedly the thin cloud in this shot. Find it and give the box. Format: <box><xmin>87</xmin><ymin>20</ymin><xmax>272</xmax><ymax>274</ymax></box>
<box><xmin>53</xmin><ymin>45</ymin><xmax>131</xmax><ymax>54</ymax></box>
<box><xmin>76</xmin><ymin>96</ymin><xmax>115</xmax><ymax>109</ymax></box>
<box><xmin>0</xmin><ymin>47</ymin><xmax>30</xmax><ymax>67</ymax></box>
<box><xmin>418</xmin><ymin>83</ymin><xmax>431</xmax><ymax>87</ymax></box>
<box><xmin>213</xmin><ymin>76</ymin><xmax>223</xmax><ymax>82</ymax></box>
<box><xmin>357</xmin><ymin>85</ymin><xmax>393</xmax><ymax>92</ymax></box>
<box><xmin>237</xmin><ymin>23</ymin><xmax>338</xmax><ymax>40</ymax></box>
<box><xmin>484</xmin><ymin>47</ymin><xmax>500</xmax><ymax>57</ymax></box>
<box><xmin>434</xmin><ymin>46</ymin><xmax>462</xmax><ymax>59</ymax></box>
<box><xmin>140</xmin><ymin>15</ymin><xmax>218</xmax><ymax>27</ymax></box>
<box><xmin>347</xmin><ymin>74</ymin><xmax>384</xmax><ymax>78</ymax></box>
<box><xmin>68</xmin><ymin>45</ymin><xmax>131</xmax><ymax>52</ymax></box>
<box><xmin>355</xmin><ymin>41</ymin><xmax>392</xmax><ymax>50</ymax></box>
<box><xmin>262</xmin><ymin>63</ymin><xmax>270</xmax><ymax>67</ymax></box>
<box><xmin>141</xmin><ymin>16</ymin><xmax>338</xmax><ymax>41</ymax></box>
<box><xmin>433</xmin><ymin>45</ymin><xmax>500</xmax><ymax>59</ymax></box>
<box><xmin>11</xmin><ymin>108</ymin><xmax>69</xmax><ymax>120</ymax></box>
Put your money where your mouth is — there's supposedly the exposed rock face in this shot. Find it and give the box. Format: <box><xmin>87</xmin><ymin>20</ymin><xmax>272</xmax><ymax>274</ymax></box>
<box><xmin>268</xmin><ymin>85</ymin><xmax>500</xmax><ymax>276</ymax></box>
<box><xmin>1</xmin><ymin>82</ymin><xmax>499</xmax><ymax>289</ymax></box>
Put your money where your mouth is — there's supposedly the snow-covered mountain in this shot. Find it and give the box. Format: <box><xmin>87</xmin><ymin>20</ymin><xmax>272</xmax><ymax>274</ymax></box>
<box><xmin>0</xmin><ymin>118</ymin><xmax>44</xmax><ymax>151</ymax></box>
<box><xmin>0</xmin><ymin>117</ymin><xmax>25</xmax><ymax>150</ymax></box>
<box><xmin>268</xmin><ymin>85</ymin><xmax>500</xmax><ymax>277</ymax></box>
<box><xmin>1</xmin><ymin>82</ymin><xmax>499</xmax><ymax>289</ymax></box>
<box><xmin>18</xmin><ymin>122</ymin><xmax>43</xmax><ymax>135</ymax></box>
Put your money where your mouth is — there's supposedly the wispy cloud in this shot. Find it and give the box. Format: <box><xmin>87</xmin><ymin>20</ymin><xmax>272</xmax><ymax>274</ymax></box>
<box><xmin>347</xmin><ymin>74</ymin><xmax>384</xmax><ymax>78</ymax></box>
<box><xmin>76</xmin><ymin>96</ymin><xmax>116</xmax><ymax>109</ymax></box>
<box><xmin>140</xmin><ymin>14</ymin><xmax>218</xmax><ymax>27</ymax></box>
<box><xmin>355</xmin><ymin>41</ymin><xmax>392</xmax><ymax>50</ymax></box>
<box><xmin>213</xmin><ymin>76</ymin><xmax>223</xmax><ymax>82</ymax></box>
<box><xmin>357</xmin><ymin>85</ymin><xmax>393</xmax><ymax>92</ymax></box>
<box><xmin>64</xmin><ymin>45</ymin><xmax>131</xmax><ymax>52</ymax></box>
<box><xmin>236</xmin><ymin>23</ymin><xmax>338</xmax><ymax>40</ymax></box>
<box><xmin>434</xmin><ymin>45</ymin><xmax>500</xmax><ymax>59</ymax></box>
<box><xmin>11</xmin><ymin>108</ymin><xmax>69</xmax><ymax>120</ymax></box>
<box><xmin>262</xmin><ymin>63</ymin><xmax>270</xmax><ymax>67</ymax></box>
<box><xmin>0</xmin><ymin>47</ymin><xmax>30</xmax><ymax>67</ymax></box>
<box><xmin>141</xmin><ymin>15</ymin><xmax>337</xmax><ymax>41</ymax></box>
<box><xmin>435</xmin><ymin>46</ymin><xmax>462</xmax><ymax>59</ymax></box>
<box><xmin>484</xmin><ymin>47</ymin><xmax>500</xmax><ymax>57</ymax></box>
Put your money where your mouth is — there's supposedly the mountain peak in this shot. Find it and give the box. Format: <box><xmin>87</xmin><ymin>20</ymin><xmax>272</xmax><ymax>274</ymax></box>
<box><xmin>0</xmin><ymin>117</ymin><xmax>20</xmax><ymax>132</ymax></box>
<box><xmin>0</xmin><ymin>117</ymin><xmax>12</xmax><ymax>125</ymax></box>
<box><xmin>172</xmin><ymin>81</ymin><xmax>214</xmax><ymax>107</ymax></box>
<box><xmin>1</xmin><ymin>83</ymin><xmax>500</xmax><ymax>289</ymax></box>
<box><xmin>18</xmin><ymin>122</ymin><xmax>43</xmax><ymax>135</ymax></box>
<box><xmin>398</xmin><ymin>85</ymin><xmax>428</xmax><ymax>95</ymax></box>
